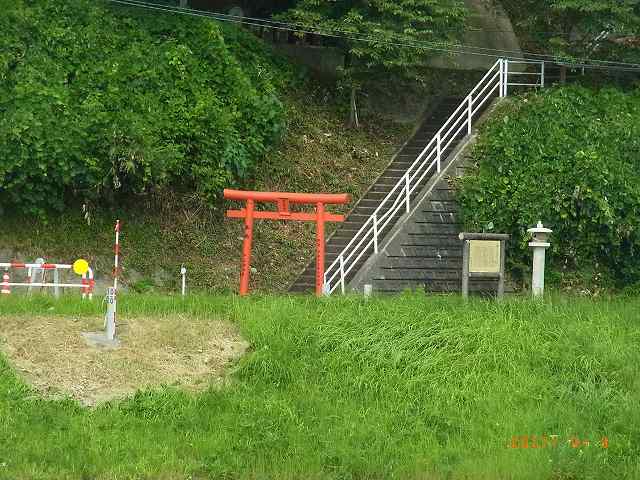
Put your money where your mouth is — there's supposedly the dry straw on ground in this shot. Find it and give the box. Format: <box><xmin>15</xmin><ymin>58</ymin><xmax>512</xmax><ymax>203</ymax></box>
<box><xmin>0</xmin><ymin>314</ymin><xmax>249</xmax><ymax>406</ymax></box>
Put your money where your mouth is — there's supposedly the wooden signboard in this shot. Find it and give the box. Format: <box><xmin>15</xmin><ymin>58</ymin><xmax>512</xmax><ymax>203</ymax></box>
<box><xmin>469</xmin><ymin>240</ymin><xmax>501</xmax><ymax>274</ymax></box>
<box><xmin>459</xmin><ymin>233</ymin><xmax>509</xmax><ymax>299</ymax></box>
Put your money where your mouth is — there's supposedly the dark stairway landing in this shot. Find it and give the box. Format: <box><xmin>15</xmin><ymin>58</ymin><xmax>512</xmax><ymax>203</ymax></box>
<box><xmin>289</xmin><ymin>97</ymin><xmax>468</xmax><ymax>293</ymax></box>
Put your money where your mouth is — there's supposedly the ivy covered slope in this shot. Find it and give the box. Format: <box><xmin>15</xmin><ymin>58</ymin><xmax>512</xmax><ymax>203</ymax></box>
<box><xmin>0</xmin><ymin>0</ymin><xmax>291</xmax><ymax>216</ymax></box>
<box><xmin>0</xmin><ymin>0</ymin><xmax>412</xmax><ymax>292</ymax></box>
<box><xmin>458</xmin><ymin>86</ymin><xmax>640</xmax><ymax>289</ymax></box>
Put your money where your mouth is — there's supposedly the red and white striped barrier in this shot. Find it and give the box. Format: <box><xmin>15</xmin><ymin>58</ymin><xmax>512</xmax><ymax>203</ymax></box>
<box><xmin>0</xmin><ymin>261</ymin><xmax>94</xmax><ymax>299</ymax></box>
<box><xmin>1</xmin><ymin>271</ymin><xmax>10</xmax><ymax>295</ymax></box>
<box><xmin>113</xmin><ymin>220</ymin><xmax>120</xmax><ymax>292</ymax></box>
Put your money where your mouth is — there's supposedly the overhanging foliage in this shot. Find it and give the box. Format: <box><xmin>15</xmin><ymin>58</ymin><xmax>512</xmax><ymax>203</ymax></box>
<box><xmin>0</xmin><ymin>0</ymin><xmax>291</xmax><ymax>215</ymax></box>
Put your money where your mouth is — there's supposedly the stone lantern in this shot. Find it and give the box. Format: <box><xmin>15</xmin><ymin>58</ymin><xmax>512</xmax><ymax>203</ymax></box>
<box><xmin>527</xmin><ymin>221</ymin><xmax>552</xmax><ymax>298</ymax></box>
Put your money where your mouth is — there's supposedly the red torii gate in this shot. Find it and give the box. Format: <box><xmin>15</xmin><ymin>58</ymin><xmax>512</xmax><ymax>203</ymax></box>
<box><xmin>224</xmin><ymin>189</ymin><xmax>351</xmax><ymax>296</ymax></box>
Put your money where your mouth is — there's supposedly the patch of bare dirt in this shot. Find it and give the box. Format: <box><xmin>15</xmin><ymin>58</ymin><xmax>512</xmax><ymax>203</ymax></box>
<box><xmin>0</xmin><ymin>314</ymin><xmax>249</xmax><ymax>406</ymax></box>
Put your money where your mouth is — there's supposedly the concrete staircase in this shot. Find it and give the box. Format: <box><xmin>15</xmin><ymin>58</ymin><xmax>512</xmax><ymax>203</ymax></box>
<box><xmin>349</xmin><ymin>162</ymin><xmax>505</xmax><ymax>294</ymax></box>
<box><xmin>289</xmin><ymin>97</ymin><xmax>470</xmax><ymax>293</ymax></box>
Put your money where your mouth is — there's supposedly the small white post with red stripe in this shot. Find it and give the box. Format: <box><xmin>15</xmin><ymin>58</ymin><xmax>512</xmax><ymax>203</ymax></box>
<box><xmin>104</xmin><ymin>220</ymin><xmax>120</xmax><ymax>342</ymax></box>
<box><xmin>84</xmin><ymin>219</ymin><xmax>121</xmax><ymax>348</ymax></box>
<box><xmin>113</xmin><ymin>219</ymin><xmax>121</xmax><ymax>292</ymax></box>
<box><xmin>1</xmin><ymin>270</ymin><xmax>10</xmax><ymax>295</ymax></box>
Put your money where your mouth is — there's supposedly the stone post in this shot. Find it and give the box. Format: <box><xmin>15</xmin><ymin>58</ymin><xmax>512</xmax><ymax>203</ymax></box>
<box><xmin>527</xmin><ymin>221</ymin><xmax>552</xmax><ymax>298</ymax></box>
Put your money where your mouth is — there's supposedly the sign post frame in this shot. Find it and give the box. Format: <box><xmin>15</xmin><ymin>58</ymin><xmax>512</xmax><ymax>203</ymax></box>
<box><xmin>459</xmin><ymin>232</ymin><xmax>510</xmax><ymax>299</ymax></box>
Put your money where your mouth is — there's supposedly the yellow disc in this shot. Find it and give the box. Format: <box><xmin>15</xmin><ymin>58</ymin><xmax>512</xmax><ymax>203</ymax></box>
<box><xmin>73</xmin><ymin>259</ymin><xmax>89</xmax><ymax>275</ymax></box>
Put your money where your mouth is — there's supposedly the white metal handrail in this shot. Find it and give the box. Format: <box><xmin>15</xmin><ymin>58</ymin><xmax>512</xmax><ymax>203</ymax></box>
<box><xmin>324</xmin><ymin>58</ymin><xmax>544</xmax><ymax>295</ymax></box>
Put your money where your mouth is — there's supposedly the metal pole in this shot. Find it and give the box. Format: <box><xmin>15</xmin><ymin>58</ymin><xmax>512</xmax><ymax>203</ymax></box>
<box><xmin>105</xmin><ymin>287</ymin><xmax>116</xmax><ymax>341</ymax></box>
<box><xmin>114</xmin><ymin>220</ymin><xmax>120</xmax><ymax>292</ymax></box>
<box><xmin>315</xmin><ymin>202</ymin><xmax>326</xmax><ymax>297</ymax></box>
<box><xmin>373</xmin><ymin>215</ymin><xmax>379</xmax><ymax>254</ymax></box>
<box><xmin>467</xmin><ymin>95</ymin><xmax>473</xmax><ymax>135</ymax></box>
<box><xmin>339</xmin><ymin>255</ymin><xmax>345</xmax><ymax>294</ymax></box>
<box><xmin>541</xmin><ymin>61</ymin><xmax>545</xmax><ymax>88</ymax></box>
<box><xmin>504</xmin><ymin>59</ymin><xmax>510</xmax><ymax>97</ymax></box>
<box><xmin>436</xmin><ymin>133</ymin><xmax>441</xmax><ymax>172</ymax></box>
<box><xmin>405</xmin><ymin>174</ymin><xmax>411</xmax><ymax>213</ymax></box>
<box><xmin>499</xmin><ymin>59</ymin><xmax>505</xmax><ymax>98</ymax></box>
<box><xmin>239</xmin><ymin>199</ymin><xmax>255</xmax><ymax>296</ymax></box>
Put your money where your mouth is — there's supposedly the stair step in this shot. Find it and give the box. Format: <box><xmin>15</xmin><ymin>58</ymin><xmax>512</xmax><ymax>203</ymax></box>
<box><xmin>417</xmin><ymin>212</ymin><xmax>459</xmax><ymax>223</ymax></box>
<box><xmin>428</xmin><ymin>189</ymin><xmax>457</xmax><ymax>201</ymax></box>
<box><xmin>375</xmin><ymin>270</ymin><xmax>461</xmax><ymax>281</ymax></box>
<box><xmin>423</xmin><ymin>200</ymin><xmax>459</xmax><ymax>212</ymax></box>
<box><xmin>383</xmin><ymin>257</ymin><xmax>462</xmax><ymax>269</ymax></box>
<box><xmin>402</xmin><ymin>235</ymin><xmax>460</xmax><ymax>246</ymax></box>
<box><xmin>385</xmin><ymin>246</ymin><xmax>463</xmax><ymax>257</ymax></box>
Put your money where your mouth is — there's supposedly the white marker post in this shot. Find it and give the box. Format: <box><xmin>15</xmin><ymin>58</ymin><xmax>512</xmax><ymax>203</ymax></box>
<box><xmin>105</xmin><ymin>220</ymin><xmax>121</xmax><ymax>340</ymax></box>
<box><xmin>105</xmin><ymin>287</ymin><xmax>117</xmax><ymax>341</ymax></box>
<box><xmin>180</xmin><ymin>265</ymin><xmax>187</xmax><ymax>297</ymax></box>
<box><xmin>527</xmin><ymin>221</ymin><xmax>552</xmax><ymax>298</ymax></box>
<box><xmin>83</xmin><ymin>221</ymin><xmax>121</xmax><ymax>348</ymax></box>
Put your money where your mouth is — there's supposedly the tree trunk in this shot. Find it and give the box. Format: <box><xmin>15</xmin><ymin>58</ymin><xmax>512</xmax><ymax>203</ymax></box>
<box><xmin>559</xmin><ymin>65</ymin><xmax>567</xmax><ymax>84</ymax></box>
<box><xmin>348</xmin><ymin>86</ymin><xmax>359</xmax><ymax>129</ymax></box>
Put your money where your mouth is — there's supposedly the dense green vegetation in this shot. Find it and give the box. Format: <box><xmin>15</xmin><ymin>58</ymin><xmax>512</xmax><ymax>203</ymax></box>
<box><xmin>0</xmin><ymin>86</ymin><xmax>410</xmax><ymax>293</ymax></box>
<box><xmin>458</xmin><ymin>85</ymin><xmax>640</xmax><ymax>289</ymax></box>
<box><xmin>280</xmin><ymin>0</ymin><xmax>467</xmax><ymax>126</ymax></box>
<box><xmin>0</xmin><ymin>0</ymin><xmax>293</xmax><ymax>216</ymax></box>
<box><xmin>1</xmin><ymin>293</ymin><xmax>639</xmax><ymax>479</ymax></box>
<box><xmin>0</xmin><ymin>0</ymin><xmax>423</xmax><ymax>293</ymax></box>
<box><xmin>501</xmin><ymin>0</ymin><xmax>640</xmax><ymax>63</ymax></box>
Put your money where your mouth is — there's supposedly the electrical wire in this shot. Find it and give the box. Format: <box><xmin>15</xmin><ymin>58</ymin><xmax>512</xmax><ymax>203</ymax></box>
<box><xmin>109</xmin><ymin>0</ymin><xmax>638</xmax><ymax>67</ymax></box>
<box><xmin>106</xmin><ymin>0</ymin><xmax>640</xmax><ymax>72</ymax></box>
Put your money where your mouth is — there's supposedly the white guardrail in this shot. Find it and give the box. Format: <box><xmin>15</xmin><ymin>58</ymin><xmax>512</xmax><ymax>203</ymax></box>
<box><xmin>323</xmin><ymin>58</ymin><xmax>545</xmax><ymax>295</ymax></box>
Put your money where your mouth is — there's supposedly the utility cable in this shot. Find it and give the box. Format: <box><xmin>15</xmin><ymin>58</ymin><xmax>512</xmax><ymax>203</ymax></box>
<box><xmin>106</xmin><ymin>0</ymin><xmax>640</xmax><ymax>72</ymax></box>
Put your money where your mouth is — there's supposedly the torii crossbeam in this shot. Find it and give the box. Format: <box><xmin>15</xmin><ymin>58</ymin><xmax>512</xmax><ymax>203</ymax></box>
<box><xmin>224</xmin><ymin>189</ymin><xmax>351</xmax><ymax>296</ymax></box>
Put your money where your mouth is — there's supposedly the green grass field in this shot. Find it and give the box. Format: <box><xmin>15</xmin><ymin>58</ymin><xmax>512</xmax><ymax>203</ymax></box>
<box><xmin>1</xmin><ymin>293</ymin><xmax>639</xmax><ymax>479</ymax></box>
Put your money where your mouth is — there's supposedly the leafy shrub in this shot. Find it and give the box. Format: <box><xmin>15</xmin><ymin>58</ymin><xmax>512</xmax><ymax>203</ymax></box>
<box><xmin>0</xmin><ymin>0</ymin><xmax>291</xmax><ymax>215</ymax></box>
<box><xmin>458</xmin><ymin>86</ymin><xmax>640</xmax><ymax>287</ymax></box>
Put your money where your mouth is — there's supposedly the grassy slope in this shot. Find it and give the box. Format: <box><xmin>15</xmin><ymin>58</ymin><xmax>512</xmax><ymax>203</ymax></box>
<box><xmin>1</xmin><ymin>294</ymin><xmax>639</xmax><ymax>479</ymax></box>
<box><xmin>0</xmin><ymin>86</ymin><xmax>411</xmax><ymax>293</ymax></box>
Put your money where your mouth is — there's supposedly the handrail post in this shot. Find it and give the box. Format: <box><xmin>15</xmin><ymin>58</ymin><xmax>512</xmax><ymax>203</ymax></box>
<box><xmin>467</xmin><ymin>95</ymin><xmax>473</xmax><ymax>135</ymax></box>
<box><xmin>541</xmin><ymin>61</ymin><xmax>545</xmax><ymax>88</ymax></box>
<box><xmin>436</xmin><ymin>132</ymin><xmax>441</xmax><ymax>172</ymax></box>
<box><xmin>404</xmin><ymin>173</ymin><xmax>411</xmax><ymax>213</ymax></box>
<box><xmin>373</xmin><ymin>214</ymin><xmax>379</xmax><ymax>254</ymax></box>
<box><xmin>339</xmin><ymin>255</ymin><xmax>346</xmax><ymax>294</ymax></box>
<box><xmin>504</xmin><ymin>59</ymin><xmax>509</xmax><ymax>97</ymax></box>
<box><xmin>499</xmin><ymin>59</ymin><xmax>505</xmax><ymax>98</ymax></box>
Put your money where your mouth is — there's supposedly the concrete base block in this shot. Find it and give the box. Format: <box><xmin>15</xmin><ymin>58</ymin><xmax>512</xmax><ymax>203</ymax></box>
<box><xmin>82</xmin><ymin>332</ymin><xmax>120</xmax><ymax>349</ymax></box>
